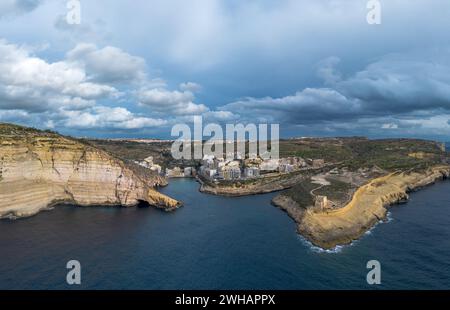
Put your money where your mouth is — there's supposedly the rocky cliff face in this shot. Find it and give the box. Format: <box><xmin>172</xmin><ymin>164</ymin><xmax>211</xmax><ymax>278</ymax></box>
<box><xmin>0</xmin><ymin>124</ymin><xmax>181</xmax><ymax>219</ymax></box>
<box><xmin>297</xmin><ymin>165</ymin><xmax>450</xmax><ymax>249</ymax></box>
<box><xmin>272</xmin><ymin>165</ymin><xmax>450</xmax><ymax>250</ymax></box>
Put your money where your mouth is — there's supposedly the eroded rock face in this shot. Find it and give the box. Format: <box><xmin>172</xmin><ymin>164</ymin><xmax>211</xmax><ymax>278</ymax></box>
<box><xmin>0</xmin><ymin>126</ymin><xmax>180</xmax><ymax>219</ymax></box>
<box><xmin>298</xmin><ymin>166</ymin><xmax>450</xmax><ymax>249</ymax></box>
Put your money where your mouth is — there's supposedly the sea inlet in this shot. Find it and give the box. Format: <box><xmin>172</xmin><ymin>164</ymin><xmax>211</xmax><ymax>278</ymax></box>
<box><xmin>0</xmin><ymin>178</ymin><xmax>450</xmax><ymax>289</ymax></box>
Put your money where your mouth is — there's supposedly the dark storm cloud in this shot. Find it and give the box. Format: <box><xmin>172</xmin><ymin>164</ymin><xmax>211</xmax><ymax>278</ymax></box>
<box><xmin>1</xmin><ymin>0</ymin><xmax>450</xmax><ymax>138</ymax></box>
<box><xmin>221</xmin><ymin>49</ymin><xmax>450</xmax><ymax>128</ymax></box>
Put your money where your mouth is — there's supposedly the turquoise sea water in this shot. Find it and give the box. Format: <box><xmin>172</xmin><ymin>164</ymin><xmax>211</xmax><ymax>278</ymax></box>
<box><xmin>0</xmin><ymin>178</ymin><xmax>450</xmax><ymax>289</ymax></box>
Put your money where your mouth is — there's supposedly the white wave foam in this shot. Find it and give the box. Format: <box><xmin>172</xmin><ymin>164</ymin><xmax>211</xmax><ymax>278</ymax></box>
<box><xmin>298</xmin><ymin>211</ymin><xmax>396</xmax><ymax>253</ymax></box>
<box><xmin>386</xmin><ymin>211</ymin><xmax>394</xmax><ymax>223</ymax></box>
<box><xmin>297</xmin><ymin>235</ymin><xmax>347</xmax><ymax>254</ymax></box>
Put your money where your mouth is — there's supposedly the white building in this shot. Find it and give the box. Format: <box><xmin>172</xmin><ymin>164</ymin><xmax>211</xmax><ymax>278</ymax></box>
<box><xmin>184</xmin><ymin>167</ymin><xmax>192</xmax><ymax>177</ymax></box>
<box><xmin>150</xmin><ymin>164</ymin><xmax>162</xmax><ymax>174</ymax></box>
<box><xmin>166</xmin><ymin>167</ymin><xmax>184</xmax><ymax>178</ymax></box>
<box><xmin>204</xmin><ymin>168</ymin><xmax>217</xmax><ymax>179</ymax></box>
<box><xmin>219</xmin><ymin>166</ymin><xmax>241</xmax><ymax>180</ymax></box>
<box><xmin>202</xmin><ymin>154</ymin><xmax>216</xmax><ymax>169</ymax></box>
<box><xmin>279</xmin><ymin>164</ymin><xmax>294</xmax><ymax>173</ymax></box>
<box><xmin>144</xmin><ymin>156</ymin><xmax>154</xmax><ymax>166</ymax></box>
<box><xmin>260</xmin><ymin>159</ymin><xmax>279</xmax><ymax>171</ymax></box>
<box><xmin>244</xmin><ymin>167</ymin><xmax>260</xmax><ymax>178</ymax></box>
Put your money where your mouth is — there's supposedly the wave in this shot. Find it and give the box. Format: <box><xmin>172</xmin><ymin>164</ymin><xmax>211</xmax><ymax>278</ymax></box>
<box><xmin>297</xmin><ymin>235</ymin><xmax>346</xmax><ymax>254</ymax></box>
<box><xmin>298</xmin><ymin>211</ymin><xmax>395</xmax><ymax>253</ymax></box>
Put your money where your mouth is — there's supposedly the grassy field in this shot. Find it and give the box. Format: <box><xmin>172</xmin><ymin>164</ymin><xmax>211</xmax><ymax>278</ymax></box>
<box><xmin>281</xmin><ymin>137</ymin><xmax>445</xmax><ymax>171</ymax></box>
<box><xmin>314</xmin><ymin>178</ymin><xmax>353</xmax><ymax>204</ymax></box>
<box><xmin>283</xmin><ymin>178</ymin><xmax>317</xmax><ymax>208</ymax></box>
<box><xmin>85</xmin><ymin>139</ymin><xmax>201</xmax><ymax>170</ymax></box>
<box><xmin>1</xmin><ymin>123</ymin><xmax>446</xmax><ymax>173</ymax></box>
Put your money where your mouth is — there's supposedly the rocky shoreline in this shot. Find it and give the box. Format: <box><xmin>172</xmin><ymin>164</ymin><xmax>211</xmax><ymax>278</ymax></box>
<box><xmin>0</xmin><ymin>125</ymin><xmax>181</xmax><ymax>219</ymax></box>
<box><xmin>197</xmin><ymin>166</ymin><xmax>335</xmax><ymax>197</ymax></box>
<box><xmin>272</xmin><ymin>165</ymin><xmax>450</xmax><ymax>250</ymax></box>
<box><xmin>198</xmin><ymin>173</ymin><xmax>307</xmax><ymax>197</ymax></box>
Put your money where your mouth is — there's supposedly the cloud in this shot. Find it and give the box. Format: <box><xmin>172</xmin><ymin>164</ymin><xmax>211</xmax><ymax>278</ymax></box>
<box><xmin>0</xmin><ymin>0</ymin><xmax>42</xmax><ymax>17</ymax></box>
<box><xmin>337</xmin><ymin>52</ymin><xmax>450</xmax><ymax>114</ymax></box>
<box><xmin>137</xmin><ymin>87</ymin><xmax>208</xmax><ymax>116</ymax></box>
<box><xmin>220</xmin><ymin>50</ymin><xmax>450</xmax><ymax>135</ymax></box>
<box><xmin>66</xmin><ymin>43</ymin><xmax>147</xmax><ymax>84</ymax></box>
<box><xmin>0</xmin><ymin>40</ymin><xmax>118</xmax><ymax>113</ymax></box>
<box><xmin>61</xmin><ymin>106</ymin><xmax>167</xmax><ymax>130</ymax></box>
<box><xmin>221</xmin><ymin>87</ymin><xmax>361</xmax><ymax>124</ymax></box>
<box><xmin>0</xmin><ymin>106</ymin><xmax>168</xmax><ymax>131</ymax></box>
<box><xmin>316</xmin><ymin>56</ymin><xmax>342</xmax><ymax>85</ymax></box>
<box><xmin>0</xmin><ymin>39</ymin><xmax>210</xmax><ymax>134</ymax></box>
<box><xmin>381</xmin><ymin>123</ymin><xmax>398</xmax><ymax>130</ymax></box>
<box><xmin>203</xmin><ymin>110</ymin><xmax>238</xmax><ymax>122</ymax></box>
<box><xmin>179</xmin><ymin>82</ymin><xmax>202</xmax><ymax>92</ymax></box>
<box><xmin>2</xmin><ymin>1</ymin><xmax>450</xmax><ymax>139</ymax></box>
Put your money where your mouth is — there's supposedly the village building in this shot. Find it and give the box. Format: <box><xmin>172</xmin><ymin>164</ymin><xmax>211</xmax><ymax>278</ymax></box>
<box><xmin>279</xmin><ymin>164</ymin><xmax>294</xmax><ymax>173</ymax></box>
<box><xmin>150</xmin><ymin>164</ymin><xmax>162</xmax><ymax>174</ymax></box>
<box><xmin>244</xmin><ymin>167</ymin><xmax>260</xmax><ymax>178</ymax></box>
<box><xmin>144</xmin><ymin>156</ymin><xmax>154</xmax><ymax>166</ymax></box>
<box><xmin>203</xmin><ymin>168</ymin><xmax>217</xmax><ymax>179</ymax></box>
<box><xmin>260</xmin><ymin>159</ymin><xmax>279</xmax><ymax>172</ymax></box>
<box><xmin>219</xmin><ymin>166</ymin><xmax>241</xmax><ymax>180</ymax></box>
<box><xmin>166</xmin><ymin>167</ymin><xmax>184</xmax><ymax>178</ymax></box>
<box><xmin>184</xmin><ymin>167</ymin><xmax>196</xmax><ymax>177</ymax></box>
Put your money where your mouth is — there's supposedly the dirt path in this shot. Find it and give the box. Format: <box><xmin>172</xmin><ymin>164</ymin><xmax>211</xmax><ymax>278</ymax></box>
<box><xmin>310</xmin><ymin>175</ymin><xmax>330</xmax><ymax>197</ymax></box>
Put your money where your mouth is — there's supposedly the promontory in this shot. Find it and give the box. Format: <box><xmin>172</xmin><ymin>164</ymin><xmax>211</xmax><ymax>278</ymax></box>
<box><xmin>0</xmin><ymin>123</ymin><xmax>181</xmax><ymax>219</ymax></box>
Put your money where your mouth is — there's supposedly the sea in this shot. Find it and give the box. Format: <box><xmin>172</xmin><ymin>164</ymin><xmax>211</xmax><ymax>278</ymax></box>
<box><xmin>0</xmin><ymin>177</ymin><xmax>450</xmax><ymax>289</ymax></box>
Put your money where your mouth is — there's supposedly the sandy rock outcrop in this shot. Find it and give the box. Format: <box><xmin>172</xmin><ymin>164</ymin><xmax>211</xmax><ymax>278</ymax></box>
<box><xmin>0</xmin><ymin>126</ymin><xmax>181</xmax><ymax>219</ymax></box>
<box><xmin>198</xmin><ymin>171</ymin><xmax>309</xmax><ymax>197</ymax></box>
<box><xmin>298</xmin><ymin>165</ymin><xmax>450</xmax><ymax>249</ymax></box>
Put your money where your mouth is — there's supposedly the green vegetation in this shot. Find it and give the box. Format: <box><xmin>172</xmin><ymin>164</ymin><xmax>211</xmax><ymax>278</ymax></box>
<box><xmin>314</xmin><ymin>178</ymin><xmax>353</xmax><ymax>204</ymax></box>
<box><xmin>85</xmin><ymin>139</ymin><xmax>200</xmax><ymax>170</ymax></box>
<box><xmin>283</xmin><ymin>177</ymin><xmax>353</xmax><ymax>208</ymax></box>
<box><xmin>280</xmin><ymin>138</ymin><xmax>354</xmax><ymax>162</ymax></box>
<box><xmin>0</xmin><ymin>123</ymin><xmax>49</xmax><ymax>136</ymax></box>
<box><xmin>343</xmin><ymin>139</ymin><xmax>444</xmax><ymax>171</ymax></box>
<box><xmin>281</xmin><ymin>137</ymin><xmax>445</xmax><ymax>171</ymax></box>
<box><xmin>283</xmin><ymin>178</ymin><xmax>316</xmax><ymax>207</ymax></box>
<box><xmin>1</xmin><ymin>122</ymin><xmax>447</xmax><ymax>173</ymax></box>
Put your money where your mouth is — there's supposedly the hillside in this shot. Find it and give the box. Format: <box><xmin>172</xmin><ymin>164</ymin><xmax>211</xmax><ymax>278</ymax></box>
<box><xmin>0</xmin><ymin>123</ymin><xmax>181</xmax><ymax>219</ymax></box>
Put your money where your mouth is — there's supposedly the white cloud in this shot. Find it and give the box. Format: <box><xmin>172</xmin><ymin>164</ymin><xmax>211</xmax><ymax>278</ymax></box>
<box><xmin>2</xmin><ymin>0</ymin><xmax>450</xmax><ymax>138</ymax></box>
<box><xmin>381</xmin><ymin>123</ymin><xmax>398</xmax><ymax>129</ymax></box>
<box><xmin>203</xmin><ymin>110</ymin><xmax>238</xmax><ymax>121</ymax></box>
<box><xmin>137</xmin><ymin>87</ymin><xmax>208</xmax><ymax>115</ymax></box>
<box><xmin>221</xmin><ymin>87</ymin><xmax>361</xmax><ymax>123</ymax></box>
<box><xmin>67</xmin><ymin>43</ymin><xmax>147</xmax><ymax>84</ymax></box>
<box><xmin>0</xmin><ymin>40</ymin><xmax>118</xmax><ymax>112</ymax></box>
<box><xmin>62</xmin><ymin>106</ymin><xmax>168</xmax><ymax>130</ymax></box>
<box><xmin>0</xmin><ymin>39</ymin><xmax>176</xmax><ymax>132</ymax></box>
<box><xmin>179</xmin><ymin>82</ymin><xmax>202</xmax><ymax>92</ymax></box>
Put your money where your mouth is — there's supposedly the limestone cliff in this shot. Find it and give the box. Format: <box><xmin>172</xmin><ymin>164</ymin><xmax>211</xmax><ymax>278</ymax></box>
<box><xmin>272</xmin><ymin>165</ymin><xmax>450</xmax><ymax>250</ymax></box>
<box><xmin>0</xmin><ymin>124</ymin><xmax>181</xmax><ymax>219</ymax></box>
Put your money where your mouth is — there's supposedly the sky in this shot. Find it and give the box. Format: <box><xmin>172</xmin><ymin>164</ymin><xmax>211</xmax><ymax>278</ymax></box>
<box><xmin>0</xmin><ymin>0</ymin><xmax>450</xmax><ymax>140</ymax></box>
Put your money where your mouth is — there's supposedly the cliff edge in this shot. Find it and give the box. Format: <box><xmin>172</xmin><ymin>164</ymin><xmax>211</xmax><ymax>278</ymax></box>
<box><xmin>273</xmin><ymin>165</ymin><xmax>450</xmax><ymax>250</ymax></box>
<box><xmin>0</xmin><ymin>124</ymin><xmax>181</xmax><ymax>219</ymax></box>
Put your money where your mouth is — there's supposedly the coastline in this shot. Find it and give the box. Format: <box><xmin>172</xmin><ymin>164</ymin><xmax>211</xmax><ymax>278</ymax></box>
<box><xmin>197</xmin><ymin>166</ymin><xmax>334</xmax><ymax>197</ymax></box>
<box><xmin>272</xmin><ymin>165</ymin><xmax>450</xmax><ymax>250</ymax></box>
<box><xmin>0</xmin><ymin>187</ymin><xmax>182</xmax><ymax>220</ymax></box>
<box><xmin>198</xmin><ymin>174</ymin><xmax>306</xmax><ymax>197</ymax></box>
<box><xmin>0</xmin><ymin>127</ymin><xmax>181</xmax><ymax>220</ymax></box>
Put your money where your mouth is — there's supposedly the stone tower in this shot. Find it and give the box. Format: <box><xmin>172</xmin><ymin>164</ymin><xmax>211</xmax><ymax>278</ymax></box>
<box><xmin>315</xmin><ymin>195</ymin><xmax>329</xmax><ymax>212</ymax></box>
